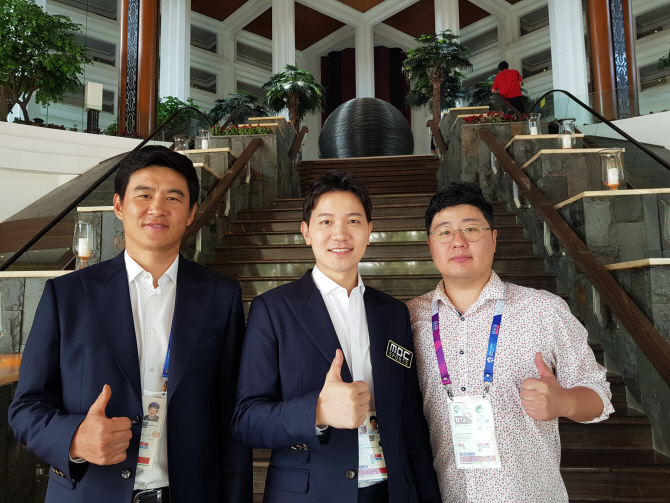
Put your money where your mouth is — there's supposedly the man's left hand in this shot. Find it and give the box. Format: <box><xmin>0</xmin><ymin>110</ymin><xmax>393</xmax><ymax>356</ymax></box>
<box><xmin>520</xmin><ymin>352</ymin><xmax>567</xmax><ymax>421</ymax></box>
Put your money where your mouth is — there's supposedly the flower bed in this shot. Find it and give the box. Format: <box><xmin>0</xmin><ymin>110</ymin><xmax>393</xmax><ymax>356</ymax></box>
<box><xmin>212</xmin><ymin>124</ymin><xmax>273</xmax><ymax>136</ymax></box>
<box><xmin>461</xmin><ymin>111</ymin><xmax>528</xmax><ymax>125</ymax></box>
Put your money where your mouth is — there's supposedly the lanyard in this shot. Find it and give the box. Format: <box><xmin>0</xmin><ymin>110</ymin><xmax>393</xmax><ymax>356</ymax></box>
<box><xmin>431</xmin><ymin>287</ymin><xmax>506</xmax><ymax>395</ymax></box>
<box><xmin>161</xmin><ymin>320</ymin><xmax>174</xmax><ymax>394</ymax></box>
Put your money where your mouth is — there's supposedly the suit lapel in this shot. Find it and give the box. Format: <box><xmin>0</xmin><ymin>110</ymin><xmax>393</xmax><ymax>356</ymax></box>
<box><xmin>167</xmin><ymin>256</ymin><xmax>213</xmax><ymax>405</ymax></box>
<box><xmin>81</xmin><ymin>253</ymin><xmax>142</xmax><ymax>405</ymax></box>
<box><xmin>285</xmin><ymin>271</ymin><xmax>353</xmax><ymax>382</ymax></box>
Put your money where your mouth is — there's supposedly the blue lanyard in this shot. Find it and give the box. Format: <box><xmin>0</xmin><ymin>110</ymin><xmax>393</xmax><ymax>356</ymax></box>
<box><xmin>431</xmin><ymin>287</ymin><xmax>506</xmax><ymax>392</ymax></box>
<box><xmin>161</xmin><ymin>320</ymin><xmax>174</xmax><ymax>394</ymax></box>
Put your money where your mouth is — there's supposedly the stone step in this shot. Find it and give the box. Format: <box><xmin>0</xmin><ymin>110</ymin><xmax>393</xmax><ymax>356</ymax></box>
<box><xmin>209</xmin><ymin>256</ymin><xmax>548</xmax><ymax>277</ymax></box>
<box><xmin>235</xmin><ymin>204</ymin><xmax>514</xmax><ymax>221</ymax></box>
<box><xmin>230</xmin><ymin>214</ymin><xmax>518</xmax><ymax>232</ymax></box>
<box><xmin>559</xmin><ymin>415</ymin><xmax>653</xmax><ymax>450</ymax></box>
<box><xmin>269</xmin><ymin>193</ymin><xmax>438</xmax><ymax>208</ymax></box>
<box><xmin>222</xmin><ymin>225</ymin><xmax>525</xmax><ymax>246</ymax></box>
<box><xmin>236</xmin><ymin>273</ymin><xmax>558</xmax><ymax>297</ymax></box>
<box><xmin>215</xmin><ymin>240</ymin><xmax>536</xmax><ymax>262</ymax></box>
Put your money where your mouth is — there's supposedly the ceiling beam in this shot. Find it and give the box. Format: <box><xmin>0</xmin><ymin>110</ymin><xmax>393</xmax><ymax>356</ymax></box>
<box><xmin>374</xmin><ymin>23</ymin><xmax>417</xmax><ymax>50</ymax></box>
<box><xmin>297</xmin><ymin>0</ymin><xmax>363</xmax><ymax>26</ymax></box>
<box><xmin>222</xmin><ymin>0</ymin><xmax>272</xmax><ymax>33</ymax></box>
<box><xmin>301</xmin><ymin>24</ymin><xmax>355</xmax><ymax>56</ymax></box>
<box><xmin>363</xmin><ymin>0</ymin><xmax>420</xmax><ymax>26</ymax></box>
<box><xmin>467</xmin><ymin>0</ymin><xmax>510</xmax><ymax>20</ymax></box>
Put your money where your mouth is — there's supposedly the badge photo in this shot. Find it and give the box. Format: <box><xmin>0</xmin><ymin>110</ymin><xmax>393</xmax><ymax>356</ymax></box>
<box><xmin>386</xmin><ymin>340</ymin><xmax>413</xmax><ymax>368</ymax></box>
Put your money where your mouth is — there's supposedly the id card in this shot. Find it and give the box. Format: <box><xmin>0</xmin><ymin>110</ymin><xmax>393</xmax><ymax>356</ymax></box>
<box><xmin>136</xmin><ymin>396</ymin><xmax>167</xmax><ymax>471</ymax></box>
<box><xmin>448</xmin><ymin>396</ymin><xmax>501</xmax><ymax>469</ymax></box>
<box><xmin>357</xmin><ymin>411</ymin><xmax>388</xmax><ymax>481</ymax></box>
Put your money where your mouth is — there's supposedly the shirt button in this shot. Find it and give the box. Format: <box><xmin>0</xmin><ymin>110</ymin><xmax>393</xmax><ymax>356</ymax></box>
<box><xmin>132</xmin><ymin>415</ymin><xmax>141</xmax><ymax>425</ymax></box>
<box><xmin>149</xmin><ymin>367</ymin><xmax>154</xmax><ymax>372</ymax></box>
<box><xmin>461</xmin><ymin>387</ymin><xmax>466</xmax><ymax>391</ymax></box>
<box><xmin>459</xmin><ymin>350</ymin><xmax>464</xmax><ymax>355</ymax></box>
<box><xmin>460</xmin><ymin>317</ymin><xmax>465</xmax><ymax>321</ymax></box>
<box><xmin>150</xmin><ymin>328</ymin><xmax>155</xmax><ymax>333</ymax></box>
<box><xmin>346</xmin><ymin>469</ymin><xmax>356</xmax><ymax>480</ymax></box>
<box><xmin>121</xmin><ymin>469</ymin><xmax>132</xmax><ymax>479</ymax></box>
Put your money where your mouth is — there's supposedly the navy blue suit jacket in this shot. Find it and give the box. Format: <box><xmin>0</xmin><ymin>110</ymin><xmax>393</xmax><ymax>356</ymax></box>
<box><xmin>9</xmin><ymin>253</ymin><xmax>252</xmax><ymax>503</ymax></box>
<box><xmin>232</xmin><ymin>271</ymin><xmax>441</xmax><ymax>503</ymax></box>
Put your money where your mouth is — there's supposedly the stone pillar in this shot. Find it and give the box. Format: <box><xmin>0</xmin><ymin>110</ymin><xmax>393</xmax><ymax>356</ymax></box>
<box><xmin>221</xmin><ymin>29</ymin><xmax>236</xmax><ymax>100</ymax></box>
<box><xmin>272</xmin><ymin>0</ymin><xmax>295</xmax><ymax>74</ymax></box>
<box><xmin>435</xmin><ymin>0</ymin><xmax>459</xmax><ymax>35</ymax></box>
<box><xmin>159</xmin><ymin>0</ymin><xmax>190</xmax><ymax>101</ymax></box>
<box><xmin>548</xmin><ymin>0</ymin><xmax>590</xmax><ymax>124</ymax></box>
<box><xmin>355</xmin><ymin>23</ymin><xmax>375</xmax><ymax>98</ymax></box>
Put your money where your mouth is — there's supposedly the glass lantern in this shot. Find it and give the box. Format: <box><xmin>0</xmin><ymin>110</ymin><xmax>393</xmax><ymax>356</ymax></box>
<box><xmin>73</xmin><ymin>221</ymin><xmax>94</xmax><ymax>270</ymax></box>
<box><xmin>528</xmin><ymin>113</ymin><xmax>541</xmax><ymax>135</ymax></box>
<box><xmin>195</xmin><ymin>128</ymin><xmax>210</xmax><ymax>150</ymax></box>
<box><xmin>173</xmin><ymin>135</ymin><xmax>190</xmax><ymax>153</ymax></box>
<box><xmin>557</xmin><ymin>118</ymin><xmax>576</xmax><ymax>149</ymax></box>
<box><xmin>599</xmin><ymin>149</ymin><xmax>625</xmax><ymax>190</ymax></box>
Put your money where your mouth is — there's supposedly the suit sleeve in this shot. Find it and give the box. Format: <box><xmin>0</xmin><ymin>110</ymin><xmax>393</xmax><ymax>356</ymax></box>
<box><xmin>231</xmin><ymin>296</ymin><xmax>323</xmax><ymax>452</ymax></box>
<box><xmin>401</xmin><ymin>305</ymin><xmax>442</xmax><ymax>502</ymax></box>
<box><xmin>220</xmin><ymin>280</ymin><xmax>253</xmax><ymax>503</ymax></box>
<box><xmin>8</xmin><ymin>279</ymin><xmax>87</xmax><ymax>488</ymax></box>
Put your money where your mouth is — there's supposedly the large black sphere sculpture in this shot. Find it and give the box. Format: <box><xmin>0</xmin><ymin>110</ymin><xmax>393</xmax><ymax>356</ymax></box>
<box><xmin>319</xmin><ymin>98</ymin><xmax>414</xmax><ymax>158</ymax></box>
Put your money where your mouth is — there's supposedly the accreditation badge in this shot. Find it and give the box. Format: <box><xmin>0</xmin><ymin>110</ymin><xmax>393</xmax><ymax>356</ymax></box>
<box><xmin>357</xmin><ymin>411</ymin><xmax>388</xmax><ymax>482</ymax></box>
<box><xmin>448</xmin><ymin>396</ymin><xmax>501</xmax><ymax>469</ymax></box>
<box><xmin>136</xmin><ymin>396</ymin><xmax>167</xmax><ymax>471</ymax></box>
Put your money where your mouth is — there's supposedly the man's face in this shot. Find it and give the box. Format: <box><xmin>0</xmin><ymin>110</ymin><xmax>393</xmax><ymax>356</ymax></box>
<box><xmin>148</xmin><ymin>407</ymin><xmax>158</xmax><ymax>419</ymax></box>
<box><xmin>427</xmin><ymin>204</ymin><xmax>497</xmax><ymax>285</ymax></box>
<box><xmin>370</xmin><ymin>419</ymin><xmax>378</xmax><ymax>430</ymax></box>
<box><xmin>301</xmin><ymin>191</ymin><xmax>372</xmax><ymax>285</ymax></box>
<box><xmin>113</xmin><ymin>166</ymin><xmax>196</xmax><ymax>256</ymax></box>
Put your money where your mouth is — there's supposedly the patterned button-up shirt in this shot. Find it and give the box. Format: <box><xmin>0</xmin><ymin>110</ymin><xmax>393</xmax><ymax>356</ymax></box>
<box><xmin>407</xmin><ymin>272</ymin><xmax>613</xmax><ymax>503</ymax></box>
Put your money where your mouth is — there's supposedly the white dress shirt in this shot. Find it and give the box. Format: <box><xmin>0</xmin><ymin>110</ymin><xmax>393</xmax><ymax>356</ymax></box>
<box><xmin>311</xmin><ymin>266</ymin><xmax>382</xmax><ymax>488</ymax></box>
<box><xmin>125</xmin><ymin>251</ymin><xmax>179</xmax><ymax>490</ymax></box>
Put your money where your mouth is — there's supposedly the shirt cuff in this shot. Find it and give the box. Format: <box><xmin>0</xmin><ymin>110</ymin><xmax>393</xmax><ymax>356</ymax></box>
<box><xmin>69</xmin><ymin>455</ymin><xmax>87</xmax><ymax>464</ymax></box>
<box><xmin>574</xmin><ymin>383</ymin><xmax>614</xmax><ymax>423</ymax></box>
<box><xmin>315</xmin><ymin>425</ymin><xmax>328</xmax><ymax>436</ymax></box>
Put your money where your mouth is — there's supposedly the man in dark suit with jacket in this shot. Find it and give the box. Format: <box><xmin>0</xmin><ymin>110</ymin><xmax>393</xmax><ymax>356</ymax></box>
<box><xmin>9</xmin><ymin>146</ymin><xmax>252</xmax><ymax>503</ymax></box>
<box><xmin>232</xmin><ymin>171</ymin><xmax>440</xmax><ymax>503</ymax></box>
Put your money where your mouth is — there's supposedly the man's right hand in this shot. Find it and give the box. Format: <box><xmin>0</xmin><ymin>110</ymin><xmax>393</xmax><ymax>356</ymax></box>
<box><xmin>69</xmin><ymin>385</ymin><xmax>133</xmax><ymax>465</ymax></box>
<box><xmin>315</xmin><ymin>350</ymin><xmax>370</xmax><ymax>429</ymax></box>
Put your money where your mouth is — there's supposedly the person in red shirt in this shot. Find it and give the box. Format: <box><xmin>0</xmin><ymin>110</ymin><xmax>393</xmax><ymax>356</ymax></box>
<box><xmin>492</xmin><ymin>61</ymin><xmax>525</xmax><ymax>114</ymax></box>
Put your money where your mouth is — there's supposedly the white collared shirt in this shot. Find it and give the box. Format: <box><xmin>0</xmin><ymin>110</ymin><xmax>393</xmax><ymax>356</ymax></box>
<box><xmin>125</xmin><ymin>251</ymin><xmax>179</xmax><ymax>490</ymax></box>
<box><xmin>311</xmin><ymin>266</ymin><xmax>380</xmax><ymax>488</ymax></box>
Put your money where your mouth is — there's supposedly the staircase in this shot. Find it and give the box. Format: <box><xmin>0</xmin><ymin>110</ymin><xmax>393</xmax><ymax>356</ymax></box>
<box><xmin>207</xmin><ymin>156</ymin><xmax>670</xmax><ymax>502</ymax></box>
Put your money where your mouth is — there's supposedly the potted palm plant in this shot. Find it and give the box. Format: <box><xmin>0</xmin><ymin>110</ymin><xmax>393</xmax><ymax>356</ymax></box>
<box><xmin>209</xmin><ymin>90</ymin><xmax>270</xmax><ymax>125</ymax></box>
<box><xmin>263</xmin><ymin>64</ymin><xmax>325</xmax><ymax>134</ymax></box>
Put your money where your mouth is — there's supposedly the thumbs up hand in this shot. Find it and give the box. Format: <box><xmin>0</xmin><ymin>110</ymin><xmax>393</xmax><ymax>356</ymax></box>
<box><xmin>69</xmin><ymin>385</ymin><xmax>133</xmax><ymax>465</ymax></box>
<box><xmin>315</xmin><ymin>350</ymin><xmax>371</xmax><ymax>429</ymax></box>
<box><xmin>520</xmin><ymin>353</ymin><xmax>568</xmax><ymax>421</ymax></box>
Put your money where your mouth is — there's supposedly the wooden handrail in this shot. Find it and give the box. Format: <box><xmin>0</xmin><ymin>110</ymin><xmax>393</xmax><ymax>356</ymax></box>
<box><xmin>182</xmin><ymin>138</ymin><xmax>263</xmax><ymax>246</ymax></box>
<box><xmin>289</xmin><ymin>126</ymin><xmax>308</xmax><ymax>162</ymax></box>
<box><xmin>427</xmin><ymin>120</ymin><xmax>448</xmax><ymax>156</ymax></box>
<box><xmin>479</xmin><ymin>128</ymin><xmax>670</xmax><ymax>387</ymax></box>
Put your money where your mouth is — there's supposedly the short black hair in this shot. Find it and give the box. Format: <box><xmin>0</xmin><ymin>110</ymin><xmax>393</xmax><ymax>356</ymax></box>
<box><xmin>114</xmin><ymin>145</ymin><xmax>200</xmax><ymax>208</ymax></box>
<box><xmin>370</xmin><ymin>416</ymin><xmax>377</xmax><ymax>422</ymax></box>
<box><xmin>303</xmin><ymin>171</ymin><xmax>372</xmax><ymax>224</ymax></box>
<box><xmin>498</xmin><ymin>61</ymin><xmax>509</xmax><ymax>71</ymax></box>
<box><xmin>425</xmin><ymin>182</ymin><xmax>494</xmax><ymax>233</ymax></box>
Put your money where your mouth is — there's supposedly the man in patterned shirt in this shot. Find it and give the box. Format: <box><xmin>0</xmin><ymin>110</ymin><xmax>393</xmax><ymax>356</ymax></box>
<box><xmin>407</xmin><ymin>182</ymin><xmax>613</xmax><ymax>502</ymax></box>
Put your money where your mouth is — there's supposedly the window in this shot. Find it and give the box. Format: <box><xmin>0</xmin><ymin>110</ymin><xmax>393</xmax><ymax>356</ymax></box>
<box><xmin>102</xmin><ymin>90</ymin><xmax>114</xmax><ymax>114</ymax></box>
<box><xmin>522</xmin><ymin>49</ymin><xmax>552</xmax><ymax>79</ymax></box>
<box><xmin>639</xmin><ymin>62</ymin><xmax>670</xmax><ymax>91</ymax></box>
<box><xmin>236</xmin><ymin>82</ymin><xmax>266</xmax><ymax>99</ymax></box>
<box><xmin>191</xmin><ymin>26</ymin><xmax>217</xmax><ymax>53</ymax></box>
<box><xmin>71</xmin><ymin>33</ymin><xmax>116</xmax><ymax>67</ymax></box>
<box><xmin>62</xmin><ymin>86</ymin><xmax>115</xmax><ymax>114</ymax></box>
<box><xmin>636</xmin><ymin>4</ymin><xmax>670</xmax><ymax>39</ymax></box>
<box><xmin>52</xmin><ymin>0</ymin><xmax>117</xmax><ymax>20</ymax></box>
<box><xmin>190</xmin><ymin>67</ymin><xmax>217</xmax><ymax>93</ymax></box>
<box><xmin>519</xmin><ymin>6</ymin><xmax>549</xmax><ymax>36</ymax></box>
<box><xmin>461</xmin><ymin>28</ymin><xmax>498</xmax><ymax>57</ymax></box>
<box><xmin>237</xmin><ymin>42</ymin><xmax>272</xmax><ymax>71</ymax></box>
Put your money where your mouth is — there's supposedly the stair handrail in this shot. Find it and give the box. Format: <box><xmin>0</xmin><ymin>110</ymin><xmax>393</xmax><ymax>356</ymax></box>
<box><xmin>479</xmin><ymin>128</ymin><xmax>670</xmax><ymax>388</ymax></box>
<box><xmin>530</xmin><ymin>89</ymin><xmax>670</xmax><ymax>173</ymax></box>
<box><xmin>427</xmin><ymin>119</ymin><xmax>448</xmax><ymax>157</ymax></box>
<box><xmin>473</xmin><ymin>92</ymin><xmax>525</xmax><ymax>119</ymax></box>
<box><xmin>288</xmin><ymin>126</ymin><xmax>308</xmax><ymax>162</ymax></box>
<box><xmin>181</xmin><ymin>138</ymin><xmax>264</xmax><ymax>247</ymax></box>
<box><xmin>0</xmin><ymin>106</ymin><xmax>211</xmax><ymax>271</ymax></box>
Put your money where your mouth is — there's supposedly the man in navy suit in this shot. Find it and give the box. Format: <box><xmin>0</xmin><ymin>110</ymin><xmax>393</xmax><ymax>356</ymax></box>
<box><xmin>9</xmin><ymin>146</ymin><xmax>252</xmax><ymax>503</ymax></box>
<box><xmin>232</xmin><ymin>171</ymin><xmax>441</xmax><ymax>503</ymax></box>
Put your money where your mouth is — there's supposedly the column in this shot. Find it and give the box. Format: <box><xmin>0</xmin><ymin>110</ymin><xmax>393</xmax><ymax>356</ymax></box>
<box><xmin>272</xmin><ymin>0</ymin><xmax>295</xmax><ymax>74</ymax></box>
<box><xmin>159</xmin><ymin>0</ymin><xmax>190</xmax><ymax>101</ymax></box>
<box><xmin>434</xmin><ymin>0</ymin><xmax>459</xmax><ymax>35</ymax></box>
<box><xmin>547</xmin><ymin>0</ymin><xmax>590</xmax><ymax>123</ymax></box>
<box><xmin>137</xmin><ymin>0</ymin><xmax>159</xmax><ymax>137</ymax></box>
<box><xmin>220</xmin><ymin>29</ymin><xmax>236</xmax><ymax>99</ymax></box>
<box><xmin>355</xmin><ymin>23</ymin><xmax>375</xmax><ymax>98</ymax></box>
